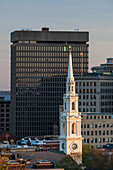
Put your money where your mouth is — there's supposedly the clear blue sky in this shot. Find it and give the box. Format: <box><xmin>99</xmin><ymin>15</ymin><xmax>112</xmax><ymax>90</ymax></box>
<box><xmin>0</xmin><ymin>0</ymin><xmax>113</xmax><ymax>90</ymax></box>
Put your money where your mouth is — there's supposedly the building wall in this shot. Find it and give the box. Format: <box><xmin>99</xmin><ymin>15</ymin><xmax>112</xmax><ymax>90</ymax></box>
<box><xmin>75</xmin><ymin>75</ymin><xmax>113</xmax><ymax>113</ymax></box>
<box><xmin>10</xmin><ymin>28</ymin><xmax>89</xmax><ymax>139</ymax></box>
<box><xmin>82</xmin><ymin>113</ymin><xmax>113</xmax><ymax>148</ymax></box>
<box><xmin>0</xmin><ymin>91</ymin><xmax>10</xmax><ymax>131</ymax></box>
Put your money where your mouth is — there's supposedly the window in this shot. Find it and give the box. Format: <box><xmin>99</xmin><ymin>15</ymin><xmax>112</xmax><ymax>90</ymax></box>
<box><xmin>103</xmin><ymin>130</ymin><xmax>105</xmax><ymax>135</ymax></box>
<box><xmin>95</xmin><ymin>131</ymin><xmax>97</xmax><ymax>135</ymax></box>
<box><xmin>87</xmin><ymin>138</ymin><xmax>89</xmax><ymax>143</ymax></box>
<box><xmin>99</xmin><ymin>131</ymin><xmax>101</xmax><ymax>135</ymax></box>
<box><xmin>103</xmin><ymin>124</ymin><xmax>105</xmax><ymax>128</ymax></box>
<box><xmin>110</xmin><ymin>123</ymin><xmax>113</xmax><ymax>127</ymax></box>
<box><xmin>87</xmin><ymin>131</ymin><xmax>89</xmax><ymax>136</ymax></box>
<box><xmin>99</xmin><ymin>138</ymin><xmax>101</xmax><ymax>143</ymax></box>
<box><xmin>72</xmin><ymin>86</ymin><xmax>73</xmax><ymax>91</ymax></box>
<box><xmin>99</xmin><ymin>124</ymin><xmax>101</xmax><ymax>128</ymax></box>
<box><xmin>91</xmin><ymin>138</ymin><xmax>93</xmax><ymax>143</ymax></box>
<box><xmin>107</xmin><ymin>124</ymin><xmax>109</xmax><ymax>128</ymax></box>
<box><xmin>84</xmin><ymin>131</ymin><xmax>86</xmax><ymax>135</ymax></box>
<box><xmin>72</xmin><ymin>123</ymin><xmax>76</xmax><ymax>134</ymax></box>
<box><xmin>65</xmin><ymin>102</ymin><xmax>66</xmax><ymax>110</ymax></box>
<box><xmin>91</xmin><ymin>124</ymin><xmax>93</xmax><ymax>128</ymax></box>
<box><xmin>94</xmin><ymin>82</ymin><xmax>96</xmax><ymax>86</ymax></box>
<box><xmin>103</xmin><ymin>138</ymin><xmax>105</xmax><ymax>143</ymax></box>
<box><xmin>107</xmin><ymin>130</ymin><xmax>109</xmax><ymax>135</ymax></box>
<box><xmin>87</xmin><ymin>82</ymin><xmax>89</xmax><ymax>86</ymax></box>
<box><xmin>95</xmin><ymin>138</ymin><xmax>97</xmax><ymax>143</ymax></box>
<box><xmin>72</xmin><ymin>102</ymin><xmax>75</xmax><ymax>110</ymax></box>
<box><xmin>107</xmin><ymin>138</ymin><xmax>109</xmax><ymax>142</ymax></box>
<box><xmin>68</xmin><ymin>86</ymin><xmax>70</xmax><ymax>91</ymax></box>
<box><xmin>91</xmin><ymin>131</ymin><xmax>93</xmax><ymax>136</ymax></box>
<box><xmin>95</xmin><ymin>124</ymin><xmax>97</xmax><ymax>128</ymax></box>
<box><xmin>84</xmin><ymin>124</ymin><xmax>86</xmax><ymax>128</ymax></box>
<box><xmin>90</xmin><ymin>82</ymin><xmax>93</xmax><ymax>86</ymax></box>
<box><xmin>87</xmin><ymin>124</ymin><xmax>89</xmax><ymax>128</ymax></box>
<box><xmin>63</xmin><ymin>123</ymin><xmax>65</xmax><ymax>134</ymax></box>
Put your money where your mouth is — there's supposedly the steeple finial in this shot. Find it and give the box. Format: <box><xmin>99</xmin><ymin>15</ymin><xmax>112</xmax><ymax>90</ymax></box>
<box><xmin>67</xmin><ymin>46</ymin><xmax>74</xmax><ymax>81</ymax></box>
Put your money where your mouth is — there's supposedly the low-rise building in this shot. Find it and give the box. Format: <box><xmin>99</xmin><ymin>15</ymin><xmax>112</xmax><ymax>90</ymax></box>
<box><xmin>20</xmin><ymin>137</ymin><xmax>60</xmax><ymax>152</ymax></box>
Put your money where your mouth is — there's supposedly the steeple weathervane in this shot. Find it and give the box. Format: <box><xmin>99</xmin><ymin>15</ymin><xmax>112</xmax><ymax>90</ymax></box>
<box><xmin>69</xmin><ymin>45</ymin><xmax>72</xmax><ymax>54</ymax></box>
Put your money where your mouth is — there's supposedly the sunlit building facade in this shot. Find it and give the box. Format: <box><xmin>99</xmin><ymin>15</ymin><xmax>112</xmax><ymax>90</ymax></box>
<box><xmin>10</xmin><ymin>28</ymin><xmax>89</xmax><ymax>139</ymax></box>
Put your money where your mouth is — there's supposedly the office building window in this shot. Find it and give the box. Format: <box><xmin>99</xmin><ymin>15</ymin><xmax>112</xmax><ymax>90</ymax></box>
<box><xmin>103</xmin><ymin>123</ymin><xmax>105</xmax><ymax>128</ymax></box>
<box><xmin>103</xmin><ymin>138</ymin><xmax>105</xmax><ymax>143</ymax></box>
<box><xmin>84</xmin><ymin>139</ymin><xmax>86</xmax><ymax>143</ymax></box>
<box><xmin>99</xmin><ymin>131</ymin><xmax>101</xmax><ymax>135</ymax></box>
<box><xmin>95</xmin><ymin>131</ymin><xmax>97</xmax><ymax>135</ymax></box>
<box><xmin>87</xmin><ymin>124</ymin><xmax>89</xmax><ymax>128</ymax></box>
<box><xmin>91</xmin><ymin>124</ymin><xmax>93</xmax><ymax>128</ymax></box>
<box><xmin>107</xmin><ymin>130</ymin><xmax>109</xmax><ymax>135</ymax></box>
<box><xmin>91</xmin><ymin>138</ymin><xmax>93</xmax><ymax>143</ymax></box>
<box><xmin>99</xmin><ymin>138</ymin><xmax>101</xmax><ymax>143</ymax></box>
<box><xmin>103</xmin><ymin>130</ymin><xmax>105</xmax><ymax>135</ymax></box>
<box><xmin>95</xmin><ymin>138</ymin><xmax>97</xmax><ymax>143</ymax></box>
<box><xmin>99</xmin><ymin>124</ymin><xmax>101</xmax><ymax>128</ymax></box>
<box><xmin>87</xmin><ymin>131</ymin><xmax>89</xmax><ymax>136</ymax></box>
<box><xmin>91</xmin><ymin>131</ymin><xmax>93</xmax><ymax>136</ymax></box>
<box><xmin>106</xmin><ymin>138</ymin><xmax>109</xmax><ymax>142</ymax></box>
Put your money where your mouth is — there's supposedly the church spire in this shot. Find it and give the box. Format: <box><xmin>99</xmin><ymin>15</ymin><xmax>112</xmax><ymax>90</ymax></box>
<box><xmin>67</xmin><ymin>46</ymin><xmax>74</xmax><ymax>82</ymax></box>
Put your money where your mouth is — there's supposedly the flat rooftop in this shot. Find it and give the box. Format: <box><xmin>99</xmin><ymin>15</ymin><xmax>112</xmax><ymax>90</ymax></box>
<box><xmin>11</xmin><ymin>28</ymin><xmax>89</xmax><ymax>43</ymax></box>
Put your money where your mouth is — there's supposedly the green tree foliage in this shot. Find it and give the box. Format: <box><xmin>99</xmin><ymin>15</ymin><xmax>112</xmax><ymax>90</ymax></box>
<box><xmin>55</xmin><ymin>154</ymin><xmax>80</xmax><ymax>170</ymax></box>
<box><xmin>82</xmin><ymin>145</ymin><xmax>113</xmax><ymax>170</ymax></box>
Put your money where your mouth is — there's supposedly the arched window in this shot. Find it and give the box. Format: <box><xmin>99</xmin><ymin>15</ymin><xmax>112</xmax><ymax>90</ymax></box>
<box><xmin>72</xmin><ymin>123</ymin><xmax>76</xmax><ymax>134</ymax></box>
<box><xmin>65</xmin><ymin>102</ymin><xmax>66</xmax><ymax>110</ymax></box>
<box><xmin>72</xmin><ymin>86</ymin><xmax>73</xmax><ymax>91</ymax></box>
<box><xmin>72</xmin><ymin>102</ymin><xmax>75</xmax><ymax>110</ymax></box>
<box><xmin>68</xmin><ymin>86</ymin><xmax>70</xmax><ymax>91</ymax></box>
<box><xmin>63</xmin><ymin>123</ymin><xmax>65</xmax><ymax>134</ymax></box>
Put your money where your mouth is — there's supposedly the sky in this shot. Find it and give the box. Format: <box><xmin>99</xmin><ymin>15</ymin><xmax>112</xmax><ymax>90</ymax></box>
<box><xmin>0</xmin><ymin>0</ymin><xmax>113</xmax><ymax>90</ymax></box>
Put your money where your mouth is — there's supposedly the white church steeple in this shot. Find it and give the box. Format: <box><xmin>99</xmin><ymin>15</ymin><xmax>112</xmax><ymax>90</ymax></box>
<box><xmin>59</xmin><ymin>46</ymin><xmax>82</xmax><ymax>161</ymax></box>
<box><xmin>67</xmin><ymin>46</ymin><xmax>74</xmax><ymax>81</ymax></box>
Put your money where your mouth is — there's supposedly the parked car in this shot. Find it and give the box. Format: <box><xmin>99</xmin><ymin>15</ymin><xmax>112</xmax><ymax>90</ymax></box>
<box><xmin>37</xmin><ymin>160</ymin><xmax>51</xmax><ymax>164</ymax></box>
<box><xmin>6</xmin><ymin>160</ymin><xmax>19</xmax><ymax>165</ymax></box>
<box><xmin>33</xmin><ymin>160</ymin><xmax>54</xmax><ymax>168</ymax></box>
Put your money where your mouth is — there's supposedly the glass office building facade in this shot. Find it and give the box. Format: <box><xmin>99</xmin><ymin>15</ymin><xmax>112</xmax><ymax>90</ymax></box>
<box><xmin>10</xmin><ymin>28</ymin><xmax>89</xmax><ymax>139</ymax></box>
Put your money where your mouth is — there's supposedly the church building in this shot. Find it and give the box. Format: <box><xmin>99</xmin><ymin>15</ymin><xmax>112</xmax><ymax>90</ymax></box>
<box><xmin>59</xmin><ymin>46</ymin><xmax>83</xmax><ymax>156</ymax></box>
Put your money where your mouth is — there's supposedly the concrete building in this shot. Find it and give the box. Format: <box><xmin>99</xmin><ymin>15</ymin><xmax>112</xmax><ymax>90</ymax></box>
<box><xmin>75</xmin><ymin>73</ymin><xmax>113</xmax><ymax>113</ymax></box>
<box><xmin>10</xmin><ymin>27</ymin><xmax>89</xmax><ymax>139</ymax></box>
<box><xmin>91</xmin><ymin>57</ymin><xmax>113</xmax><ymax>73</ymax></box>
<box><xmin>0</xmin><ymin>91</ymin><xmax>10</xmax><ymax>131</ymax></box>
<box><xmin>81</xmin><ymin>112</ymin><xmax>113</xmax><ymax>148</ymax></box>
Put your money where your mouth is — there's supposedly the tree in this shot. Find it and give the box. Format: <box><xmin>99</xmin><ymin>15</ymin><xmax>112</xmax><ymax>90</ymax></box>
<box><xmin>55</xmin><ymin>155</ymin><xmax>80</xmax><ymax>170</ymax></box>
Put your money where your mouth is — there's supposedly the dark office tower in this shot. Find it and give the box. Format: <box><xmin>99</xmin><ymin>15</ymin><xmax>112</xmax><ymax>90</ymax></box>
<box><xmin>10</xmin><ymin>28</ymin><xmax>89</xmax><ymax>139</ymax></box>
